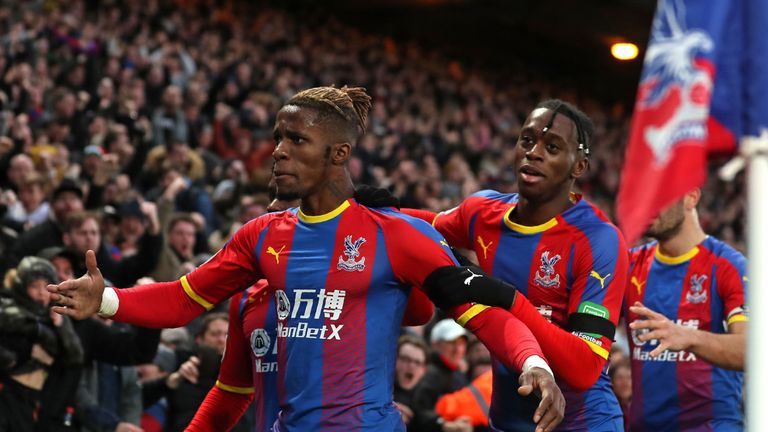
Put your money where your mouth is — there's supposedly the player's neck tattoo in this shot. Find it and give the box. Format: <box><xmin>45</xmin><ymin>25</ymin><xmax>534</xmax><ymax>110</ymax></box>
<box><xmin>326</xmin><ymin>177</ymin><xmax>354</xmax><ymax>201</ymax></box>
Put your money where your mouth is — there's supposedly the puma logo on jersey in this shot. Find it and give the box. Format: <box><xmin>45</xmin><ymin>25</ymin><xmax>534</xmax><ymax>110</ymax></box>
<box><xmin>267</xmin><ymin>245</ymin><xmax>286</xmax><ymax>264</ymax></box>
<box><xmin>589</xmin><ymin>270</ymin><xmax>611</xmax><ymax>289</ymax></box>
<box><xmin>631</xmin><ymin>276</ymin><xmax>645</xmax><ymax>295</ymax></box>
<box><xmin>464</xmin><ymin>269</ymin><xmax>483</xmax><ymax>285</ymax></box>
<box><xmin>477</xmin><ymin>236</ymin><xmax>493</xmax><ymax>259</ymax></box>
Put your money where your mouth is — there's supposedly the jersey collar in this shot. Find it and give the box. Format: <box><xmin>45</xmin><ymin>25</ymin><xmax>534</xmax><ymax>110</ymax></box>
<box><xmin>502</xmin><ymin>192</ymin><xmax>582</xmax><ymax>234</ymax></box>
<box><xmin>298</xmin><ymin>199</ymin><xmax>351</xmax><ymax>223</ymax></box>
<box><xmin>654</xmin><ymin>245</ymin><xmax>700</xmax><ymax>265</ymax></box>
<box><xmin>503</xmin><ymin>206</ymin><xmax>558</xmax><ymax>234</ymax></box>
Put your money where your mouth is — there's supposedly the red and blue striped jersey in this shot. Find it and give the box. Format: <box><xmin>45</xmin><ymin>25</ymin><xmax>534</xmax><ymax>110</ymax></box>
<box><xmin>216</xmin><ymin>280</ymin><xmax>279</xmax><ymax>432</ymax></box>
<box><xmin>433</xmin><ymin>190</ymin><xmax>624</xmax><ymax>431</ymax></box>
<box><xmin>626</xmin><ymin>236</ymin><xmax>747</xmax><ymax>432</ymax></box>
<box><xmin>214</xmin><ymin>280</ymin><xmax>436</xmax><ymax>431</ymax></box>
<box><xmin>184</xmin><ymin>199</ymin><xmax>459</xmax><ymax>431</ymax></box>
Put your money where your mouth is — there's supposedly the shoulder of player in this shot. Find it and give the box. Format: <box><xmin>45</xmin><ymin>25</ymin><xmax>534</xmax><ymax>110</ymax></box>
<box><xmin>628</xmin><ymin>241</ymin><xmax>657</xmax><ymax>259</ymax></box>
<box><xmin>564</xmin><ymin>197</ymin><xmax>612</xmax><ymax>224</ymax></box>
<box><xmin>361</xmin><ymin>206</ymin><xmax>451</xmax><ymax>251</ymax></box>
<box><xmin>464</xmin><ymin>189</ymin><xmax>516</xmax><ymax>211</ymax></box>
<box><xmin>362</xmin><ymin>205</ymin><xmax>435</xmax><ymax>231</ymax></box>
<box><xmin>468</xmin><ymin>189</ymin><xmax>515</xmax><ymax>202</ymax></box>
<box><xmin>568</xmin><ymin>213</ymin><xmax>627</xmax><ymax>252</ymax></box>
<box><xmin>240</xmin><ymin>210</ymin><xmax>298</xmax><ymax>232</ymax></box>
<box><xmin>626</xmin><ymin>241</ymin><xmax>657</xmax><ymax>270</ymax></box>
<box><xmin>433</xmin><ymin>190</ymin><xmax>514</xmax><ymax>221</ymax></box>
<box><xmin>701</xmin><ymin>236</ymin><xmax>747</xmax><ymax>270</ymax></box>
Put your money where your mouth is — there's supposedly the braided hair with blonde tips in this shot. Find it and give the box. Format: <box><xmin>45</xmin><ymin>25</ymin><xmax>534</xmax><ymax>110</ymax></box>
<box><xmin>285</xmin><ymin>85</ymin><xmax>372</xmax><ymax>142</ymax></box>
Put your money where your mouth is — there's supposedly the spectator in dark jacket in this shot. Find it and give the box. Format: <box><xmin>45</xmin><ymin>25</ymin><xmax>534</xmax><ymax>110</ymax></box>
<box><xmin>0</xmin><ymin>256</ymin><xmax>83</xmax><ymax>432</ymax></box>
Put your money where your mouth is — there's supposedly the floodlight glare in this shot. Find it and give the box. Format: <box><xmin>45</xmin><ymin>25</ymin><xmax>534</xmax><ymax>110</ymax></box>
<box><xmin>611</xmin><ymin>43</ymin><xmax>639</xmax><ymax>61</ymax></box>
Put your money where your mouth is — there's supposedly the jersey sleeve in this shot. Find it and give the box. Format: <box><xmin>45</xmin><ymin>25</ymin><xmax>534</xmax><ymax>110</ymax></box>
<box><xmin>566</xmin><ymin>224</ymin><xmax>627</xmax><ymax>358</ymax></box>
<box><xmin>431</xmin><ymin>194</ymin><xmax>487</xmax><ymax>249</ymax></box>
<box><xmin>113</xmin><ymin>217</ymin><xmax>268</xmax><ymax>328</ymax></box>
<box><xmin>184</xmin><ymin>216</ymin><xmax>266</xmax><ymax>307</ymax></box>
<box><xmin>400</xmin><ymin>208</ymin><xmax>438</xmax><ymax>225</ymax></box>
<box><xmin>452</xmin><ymin>303</ymin><xmax>545</xmax><ymax>373</ymax></box>
<box><xmin>187</xmin><ymin>386</ymin><xmax>254</xmax><ymax>431</ymax></box>
<box><xmin>715</xmin><ymin>248</ymin><xmax>748</xmax><ymax>328</ymax></box>
<box><xmin>216</xmin><ymin>290</ymin><xmax>255</xmax><ymax>394</ymax></box>
<box><xmin>383</xmin><ymin>215</ymin><xmax>460</xmax><ymax>287</ymax></box>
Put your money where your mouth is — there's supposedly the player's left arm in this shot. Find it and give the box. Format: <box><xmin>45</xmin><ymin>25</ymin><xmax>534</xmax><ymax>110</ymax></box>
<box><xmin>91</xmin><ymin>218</ymin><xmax>267</xmax><ymax>328</ymax></box>
<box><xmin>630</xmin><ymin>253</ymin><xmax>747</xmax><ymax>371</ymax></box>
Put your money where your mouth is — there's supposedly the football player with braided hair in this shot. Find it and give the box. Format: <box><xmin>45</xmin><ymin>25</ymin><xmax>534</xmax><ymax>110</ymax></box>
<box><xmin>49</xmin><ymin>86</ymin><xmax>564</xmax><ymax>431</ymax></box>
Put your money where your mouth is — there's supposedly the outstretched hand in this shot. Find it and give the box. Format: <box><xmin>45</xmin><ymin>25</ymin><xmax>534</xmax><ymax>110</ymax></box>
<box><xmin>519</xmin><ymin>367</ymin><xmax>565</xmax><ymax>432</ymax></box>
<box><xmin>629</xmin><ymin>301</ymin><xmax>695</xmax><ymax>357</ymax></box>
<box><xmin>47</xmin><ymin>250</ymin><xmax>105</xmax><ymax>320</ymax></box>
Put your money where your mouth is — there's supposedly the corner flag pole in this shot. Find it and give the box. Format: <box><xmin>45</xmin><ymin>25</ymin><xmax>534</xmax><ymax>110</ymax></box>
<box><xmin>745</xmin><ymin>134</ymin><xmax>768</xmax><ymax>431</ymax></box>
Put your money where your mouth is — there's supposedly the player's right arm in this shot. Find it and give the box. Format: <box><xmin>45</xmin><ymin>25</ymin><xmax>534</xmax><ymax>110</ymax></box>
<box><xmin>188</xmin><ymin>290</ymin><xmax>256</xmax><ymax>431</ymax></box>
<box><xmin>48</xmin><ymin>217</ymin><xmax>267</xmax><ymax>327</ymax></box>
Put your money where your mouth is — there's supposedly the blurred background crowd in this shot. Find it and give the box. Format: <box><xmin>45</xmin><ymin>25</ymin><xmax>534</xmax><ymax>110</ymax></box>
<box><xmin>0</xmin><ymin>0</ymin><xmax>745</xmax><ymax>431</ymax></box>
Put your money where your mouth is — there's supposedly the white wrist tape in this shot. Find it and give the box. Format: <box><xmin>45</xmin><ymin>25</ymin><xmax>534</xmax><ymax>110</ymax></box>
<box><xmin>98</xmin><ymin>287</ymin><xmax>119</xmax><ymax>317</ymax></box>
<box><xmin>522</xmin><ymin>355</ymin><xmax>554</xmax><ymax>377</ymax></box>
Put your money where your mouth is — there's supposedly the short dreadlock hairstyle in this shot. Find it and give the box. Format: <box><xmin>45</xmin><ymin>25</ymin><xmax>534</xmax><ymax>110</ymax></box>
<box><xmin>285</xmin><ymin>86</ymin><xmax>372</xmax><ymax>143</ymax></box>
<box><xmin>535</xmin><ymin>99</ymin><xmax>594</xmax><ymax>156</ymax></box>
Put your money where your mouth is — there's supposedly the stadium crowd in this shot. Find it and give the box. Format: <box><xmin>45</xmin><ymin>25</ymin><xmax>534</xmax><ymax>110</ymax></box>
<box><xmin>0</xmin><ymin>0</ymin><xmax>747</xmax><ymax>431</ymax></box>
